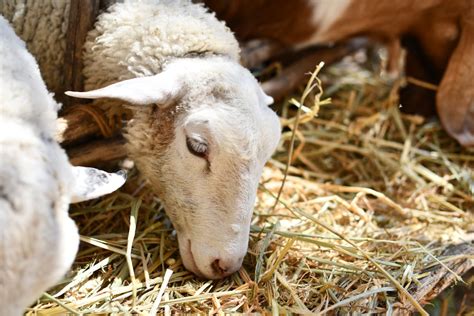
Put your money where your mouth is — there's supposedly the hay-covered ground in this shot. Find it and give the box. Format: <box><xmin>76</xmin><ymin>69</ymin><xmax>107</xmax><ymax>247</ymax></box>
<box><xmin>28</xmin><ymin>50</ymin><xmax>473</xmax><ymax>315</ymax></box>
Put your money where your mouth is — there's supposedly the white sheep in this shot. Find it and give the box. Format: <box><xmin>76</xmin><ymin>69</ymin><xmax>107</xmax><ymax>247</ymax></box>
<box><xmin>0</xmin><ymin>0</ymin><xmax>70</xmax><ymax>94</ymax></box>
<box><xmin>0</xmin><ymin>16</ymin><xmax>126</xmax><ymax>315</ymax></box>
<box><xmin>66</xmin><ymin>0</ymin><xmax>281</xmax><ymax>279</ymax></box>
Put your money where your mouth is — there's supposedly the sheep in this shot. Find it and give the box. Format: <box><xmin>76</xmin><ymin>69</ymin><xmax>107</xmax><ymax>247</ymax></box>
<box><xmin>66</xmin><ymin>0</ymin><xmax>282</xmax><ymax>279</ymax></box>
<box><xmin>0</xmin><ymin>16</ymin><xmax>126</xmax><ymax>315</ymax></box>
<box><xmin>0</xmin><ymin>0</ymin><xmax>70</xmax><ymax>94</ymax></box>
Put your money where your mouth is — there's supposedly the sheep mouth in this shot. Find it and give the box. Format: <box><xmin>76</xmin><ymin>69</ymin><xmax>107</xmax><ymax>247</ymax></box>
<box><xmin>185</xmin><ymin>239</ymin><xmax>205</xmax><ymax>278</ymax></box>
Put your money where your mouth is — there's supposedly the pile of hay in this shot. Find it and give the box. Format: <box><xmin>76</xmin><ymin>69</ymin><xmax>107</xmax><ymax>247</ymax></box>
<box><xmin>28</xmin><ymin>50</ymin><xmax>473</xmax><ymax>315</ymax></box>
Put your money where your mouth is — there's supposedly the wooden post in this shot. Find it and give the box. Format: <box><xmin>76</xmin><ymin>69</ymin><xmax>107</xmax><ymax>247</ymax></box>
<box><xmin>68</xmin><ymin>137</ymin><xmax>127</xmax><ymax>167</ymax></box>
<box><xmin>62</xmin><ymin>0</ymin><xmax>100</xmax><ymax>107</ymax></box>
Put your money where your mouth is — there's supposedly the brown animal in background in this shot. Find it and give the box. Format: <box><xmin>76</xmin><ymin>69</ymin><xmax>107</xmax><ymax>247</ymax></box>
<box><xmin>204</xmin><ymin>0</ymin><xmax>474</xmax><ymax>147</ymax></box>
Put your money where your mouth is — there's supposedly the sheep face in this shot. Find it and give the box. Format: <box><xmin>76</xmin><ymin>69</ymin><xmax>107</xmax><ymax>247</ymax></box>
<box><xmin>66</xmin><ymin>57</ymin><xmax>281</xmax><ymax>279</ymax></box>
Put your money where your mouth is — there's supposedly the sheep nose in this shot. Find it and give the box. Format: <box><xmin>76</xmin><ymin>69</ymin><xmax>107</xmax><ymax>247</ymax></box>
<box><xmin>210</xmin><ymin>257</ymin><xmax>243</xmax><ymax>278</ymax></box>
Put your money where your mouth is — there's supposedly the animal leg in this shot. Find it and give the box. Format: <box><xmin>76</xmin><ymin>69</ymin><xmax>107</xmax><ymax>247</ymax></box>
<box><xmin>436</xmin><ymin>7</ymin><xmax>474</xmax><ymax>146</ymax></box>
<box><xmin>385</xmin><ymin>37</ymin><xmax>403</xmax><ymax>78</ymax></box>
<box><xmin>262</xmin><ymin>39</ymin><xmax>367</xmax><ymax>102</ymax></box>
<box><xmin>240</xmin><ymin>39</ymin><xmax>286</xmax><ymax>68</ymax></box>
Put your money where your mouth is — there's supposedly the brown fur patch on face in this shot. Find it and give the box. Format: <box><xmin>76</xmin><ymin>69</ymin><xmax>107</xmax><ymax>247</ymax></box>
<box><xmin>126</xmin><ymin>103</ymin><xmax>180</xmax><ymax>152</ymax></box>
<box><xmin>125</xmin><ymin>102</ymin><xmax>184</xmax><ymax>193</ymax></box>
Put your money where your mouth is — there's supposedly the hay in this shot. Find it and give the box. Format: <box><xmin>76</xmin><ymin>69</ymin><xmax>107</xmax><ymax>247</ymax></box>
<box><xmin>28</xmin><ymin>49</ymin><xmax>473</xmax><ymax>315</ymax></box>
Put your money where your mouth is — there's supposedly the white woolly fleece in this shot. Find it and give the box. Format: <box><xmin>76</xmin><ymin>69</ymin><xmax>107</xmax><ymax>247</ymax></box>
<box><xmin>0</xmin><ymin>16</ymin><xmax>126</xmax><ymax>315</ymax></box>
<box><xmin>0</xmin><ymin>0</ymin><xmax>70</xmax><ymax>93</ymax></box>
<box><xmin>82</xmin><ymin>0</ymin><xmax>240</xmax><ymax>91</ymax></box>
<box><xmin>0</xmin><ymin>16</ymin><xmax>78</xmax><ymax>316</ymax></box>
<box><xmin>0</xmin><ymin>15</ymin><xmax>60</xmax><ymax>138</ymax></box>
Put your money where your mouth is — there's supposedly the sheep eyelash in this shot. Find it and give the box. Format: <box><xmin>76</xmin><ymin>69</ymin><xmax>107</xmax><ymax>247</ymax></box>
<box><xmin>186</xmin><ymin>135</ymin><xmax>208</xmax><ymax>159</ymax></box>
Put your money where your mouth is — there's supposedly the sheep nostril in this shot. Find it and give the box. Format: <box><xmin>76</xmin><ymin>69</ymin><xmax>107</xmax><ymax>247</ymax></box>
<box><xmin>211</xmin><ymin>259</ymin><xmax>227</xmax><ymax>275</ymax></box>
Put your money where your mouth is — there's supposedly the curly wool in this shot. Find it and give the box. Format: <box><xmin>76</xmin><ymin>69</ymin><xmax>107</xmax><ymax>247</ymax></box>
<box><xmin>83</xmin><ymin>0</ymin><xmax>240</xmax><ymax>91</ymax></box>
<box><xmin>0</xmin><ymin>0</ymin><xmax>70</xmax><ymax>94</ymax></box>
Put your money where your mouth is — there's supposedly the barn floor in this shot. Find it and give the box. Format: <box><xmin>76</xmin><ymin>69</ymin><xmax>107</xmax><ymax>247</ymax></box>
<box><xmin>27</xmin><ymin>49</ymin><xmax>473</xmax><ymax>315</ymax></box>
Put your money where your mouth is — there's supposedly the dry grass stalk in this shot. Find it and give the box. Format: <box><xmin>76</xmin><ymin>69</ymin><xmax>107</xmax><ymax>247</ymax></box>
<box><xmin>27</xmin><ymin>49</ymin><xmax>473</xmax><ymax>315</ymax></box>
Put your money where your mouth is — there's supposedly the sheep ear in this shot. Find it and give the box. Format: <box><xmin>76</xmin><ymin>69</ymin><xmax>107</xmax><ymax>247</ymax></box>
<box><xmin>262</xmin><ymin>92</ymin><xmax>274</xmax><ymax>107</ymax></box>
<box><xmin>65</xmin><ymin>72</ymin><xmax>183</xmax><ymax>106</ymax></box>
<box><xmin>258</xmin><ymin>86</ymin><xmax>274</xmax><ymax>107</ymax></box>
<box><xmin>70</xmin><ymin>167</ymin><xmax>127</xmax><ymax>203</ymax></box>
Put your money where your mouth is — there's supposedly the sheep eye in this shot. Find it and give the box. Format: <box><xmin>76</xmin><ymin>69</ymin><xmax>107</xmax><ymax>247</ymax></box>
<box><xmin>186</xmin><ymin>135</ymin><xmax>208</xmax><ymax>158</ymax></box>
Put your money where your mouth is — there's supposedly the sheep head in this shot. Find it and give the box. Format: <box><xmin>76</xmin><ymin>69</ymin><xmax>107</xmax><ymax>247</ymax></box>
<box><xmin>66</xmin><ymin>57</ymin><xmax>281</xmax><ymax>279</ymax></box>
